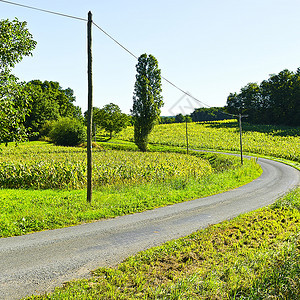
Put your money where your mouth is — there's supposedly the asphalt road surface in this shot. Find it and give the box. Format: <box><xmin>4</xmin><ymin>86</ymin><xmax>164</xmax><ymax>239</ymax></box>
<box><xmin>0</xmin><ymin>157</ymin><xmax>299</xmax><ymax>299</ymax></box>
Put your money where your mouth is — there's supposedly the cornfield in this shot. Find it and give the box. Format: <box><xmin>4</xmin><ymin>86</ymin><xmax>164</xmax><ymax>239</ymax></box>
<box><xmin>0</xmin><ymin>143</ymin><xmax>212</xmax><ymax>189</ymax></box>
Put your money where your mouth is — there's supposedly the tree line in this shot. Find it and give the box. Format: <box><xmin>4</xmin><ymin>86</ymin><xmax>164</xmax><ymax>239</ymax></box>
<box><xmin>226</xmin><ymin>68</ymin><xmax>300</xmax><ymax>126</ymax></box>
<box><xmin>160</xmin><ymin>107</ymin><xmax>233</xmax><ymax>124</ymax></box>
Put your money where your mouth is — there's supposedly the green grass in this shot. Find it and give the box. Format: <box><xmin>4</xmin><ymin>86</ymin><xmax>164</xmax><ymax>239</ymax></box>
<box><xmin>0</xmin><ymin>156</ymin><xmax>261</xmax><ymax>238</ymax></box>
<box><xmin>25</xmin><ymin>187</ymin><xmax>300</xmax><ymax>299</ymax></box>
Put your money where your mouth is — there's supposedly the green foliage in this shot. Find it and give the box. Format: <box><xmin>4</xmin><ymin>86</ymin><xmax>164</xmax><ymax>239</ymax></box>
<box><xmin>227</xmin><ymin>68</ymin><xmax>300</xmax><ymax>126</ymax></box>
<box><xmin>0</xmin><ymin>18</ymin><xmax>37</xmax><ymax>144</ymax></box>
<box><xmin>93</xmin><ymin>103</ymin><xmax>129</xmax><ymax>138</ymax></box>
<box><xmin>131</xmin><ymin>54</ymin><xmax>163</xmax><ymax>151</ymax></box>
<box><xmin>159</xmin><ymin>108</ymin><xmax>232</xmax><ymax>124</ymax></box>
<box><xmin>185</xmin><ymin>115</ymin><xmax>192</xmax><ymax>123</ymax></box>
<box><xmin>0</xmin><ymin>160</ymin><xmax>86</xmax><ymax>189</ymax></box>
<box><xmin>0</xmin><ymin>18</ymin><xmax>36</xmax><ymax>73</ymax></box>
<box><xmin>0</xmin><ymin>81</ymin><xmax>33</xmax><ymax>144</ymax></box>
<box><xmin>25</xmin><ymin>80</ymin><xmax>82</xmax><ymax>136</ymax></box>
<box><xmin>49</xmin><ymin>118</ymin><xmax>86</xmax><ymax>146</ymax></box>
<box><xmin>159</xmin><ymin>116</ymin><xmax>176</xmax><ymax>124</ymax></box>
<box><xmin>175</xmin><ymin>113</ymin><xmax>185</xmax><ymax>123</ymax></box>
<box><xmin>191</xmin><ymin>107</ymin><xmax>233</xmax><ymax>122</ymax></box>
<box><xmin>173</xmin><ymin>113</ymin><xmax>192</xmax><ymax>123</ymax></box>
<box><xmin>0</xmin><ymin>142</ymin><xmax>213</xmax><ymax>189</ymax></box>
<box><xmin>39</xmin><ymin>120</ymin><xmax>56</xmax><ymax>138</ymax></box>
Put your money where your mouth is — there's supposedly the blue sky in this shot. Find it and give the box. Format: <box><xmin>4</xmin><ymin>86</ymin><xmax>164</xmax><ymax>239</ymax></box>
<box><xmin>1</xmin><ymin>0</ymin><xmax>300</xmax><ymax>116</ymax></box>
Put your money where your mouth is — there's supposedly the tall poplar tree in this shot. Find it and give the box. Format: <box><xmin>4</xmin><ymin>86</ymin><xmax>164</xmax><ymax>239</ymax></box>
<box><xmin>131</xmin><ymin>54</ymin><xmax>163</xmax><ymax>151</ymax></box>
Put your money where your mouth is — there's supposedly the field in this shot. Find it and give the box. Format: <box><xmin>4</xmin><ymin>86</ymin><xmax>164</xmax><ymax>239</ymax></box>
<box><xmin>117</xmin><ymin>120</ymin><xmax>300</xmax><ymax>162</ymax></box>
<box><xmin>0</xmin><ymin>141</ymin><xmax>261</xmax><ymax>238</ymax></box>
<box><xmin>0</xmin><ymin>142</ymin><xmax>212</xmax><ymax>189</ymax></box>
<box><xmin>1</xmin><ymin>121</ymin><xmax>299</xmax><ymax>299</ymax></box>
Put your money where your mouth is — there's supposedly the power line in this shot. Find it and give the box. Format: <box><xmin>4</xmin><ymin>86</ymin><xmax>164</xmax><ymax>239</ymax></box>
<box><xmin>92</xmin><ymin>21</ymin><xmax>138</xmax><ymax>60</ymax></box>
<box><xmin>91</xmin><ymin>22</ymin><xmax>236</xmax><ymax>117</ymax></box>
<box><xmin>160</xmin><ymin>77</ymin><xmax>210</xmax><ymax>108</ymax></box>
<box><xmin>91</xmin><ymin>21</ymin><xmax>210</xmax><ymax>107</ymax></box>
<box><xmin>92</xmin><ymin>22</ymin><xmax>217</xmax><ymax>111</ymax></box>
<box><xmin>0</xmin><ymin>0</ymin><xmax>87</xmax><ymax>21</ymax></box>
<box><xmin>159</xmin><ymin>76</ymin><xmax>237</xmax><ymax>117</ymax></box>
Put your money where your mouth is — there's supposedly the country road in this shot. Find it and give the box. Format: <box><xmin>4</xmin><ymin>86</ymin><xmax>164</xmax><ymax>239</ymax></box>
<box><xmin>0</xmin><ymin>157</ymin><xmax>299</xmax><ymax>300</ymax></box>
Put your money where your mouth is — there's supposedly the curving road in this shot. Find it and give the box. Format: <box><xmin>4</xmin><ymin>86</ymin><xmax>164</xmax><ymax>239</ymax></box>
<box><xmin>0</xmin><ymin>157</ymin><xmax>299</xmax><ymax>299</ymax></box>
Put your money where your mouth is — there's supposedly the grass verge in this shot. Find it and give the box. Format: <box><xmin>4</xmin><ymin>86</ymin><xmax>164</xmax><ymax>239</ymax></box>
<box><xmin>0</xmin><ymin>156</ymin><xmax>261</xmax><ymax>238</ymax></box>
<box><xmin>25</xmin><ymin>187</ymin><xmax>300</xmax><ymax>299</ymax></box>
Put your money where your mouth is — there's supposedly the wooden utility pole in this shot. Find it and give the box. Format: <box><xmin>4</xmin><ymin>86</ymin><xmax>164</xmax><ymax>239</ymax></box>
<box><xmin>185</xmin><ymin>117</ymin><xmax>189</xmax><ymax>155</ymax></box>
<box><xmin>238</xmin><ymin>114</ymin><xmax>248</xmax><ymax>165</ymax></box>
<box><xmin>87</xmin><ymin>11</ymin><xmax>93</xmax><ymax>203</ymax></box>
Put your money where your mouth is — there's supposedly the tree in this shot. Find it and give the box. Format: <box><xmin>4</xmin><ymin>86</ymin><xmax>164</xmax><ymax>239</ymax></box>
<box><xmin>260</xmin><ymin>69</ymin><xmax>299</xmax><ymax>125</ymax></box>
<box><xmin>0</xmin><ymin>81</ymin><xmax>33</xmax><ymax>144</ymax></box>
<box><xmin>184</xmin><ymin>115</ymin><xmax>192</xmax><ymax>123</ymax></box>
<box><xmin>227</xmin><ymin>83</ymin><xmax>262</xmax><ymax>123</ymax></box>
<box><xmin>226</xmin><ymin>68</ymin><xmax>300</xmax><ymax>126</ymax></box>
<box><xmin>0</xmin><ymin>18</ymin><xmax>36</xmax><ymax>144</ymax></box>
<box><xmin>24</xmin><ymin>80</ymin><xmax>82</xmax><ymax>137</ymax></box>
<box><xmin>159</xmin><ymin>116</ymin><xmax>175</xmax><ymax>124</ymax></box>
<box><xmin>190</xmin><ymin>107</ymin><xmax>233</xmax><ymax>122</ymax></box>
<box><xmin>175</xmin><ymin>113</ymin><xmax>185</xmax><ymax>123</ymax></box>
<box><xmin>131</xmin><ymin>54</ymin><xmax>163</xmax><ymax>151</ymax></box>
<box><xmin>94</xmin><ymin>103</ymin><xmax>129</xmax><ymax>138</ymax></box>
<box><xmin>0</xmin><ymin>18</ymin><xmax>36</xmax><ymax>77</ymax></box>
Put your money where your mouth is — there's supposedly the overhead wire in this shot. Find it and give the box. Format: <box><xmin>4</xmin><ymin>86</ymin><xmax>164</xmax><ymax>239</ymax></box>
<box><xmin>0</xmin><ymin>0</ymin><xmax>237</xmax><ymax>117</ymax></box>
<box><xmin>91</xmin><ymin>21</ymin><xmax>237</xmax><ymax>118</ymax></box>
<box><xmin>0</xmin><ymin>0</ymin><xmax>87</xmax><ymax>21</ymax></box>
<box><xmin>92</xmin><ymin>21</ymin><xmax>138</xmax><ymax>60</ymax></box>
<box><xmin>91</xmin><ymin>21</ymin><xmax>217</xmax><ymax>111</ymax></box>
<box><xmin>91</xmin><ymin>21</ymin><xmax>237</xmax><ymax>117</ymax></box>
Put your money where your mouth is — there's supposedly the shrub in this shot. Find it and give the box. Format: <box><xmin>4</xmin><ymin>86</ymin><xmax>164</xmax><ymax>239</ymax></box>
<box><xmin>39</xmin><ymin>120</ymin><xmax>55</xmax><ymax>137</ymax></box>
<box><xmin>49</xmin><ymin>118</ymin><xmax>86</xmax><ymax>146</ymax></box>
